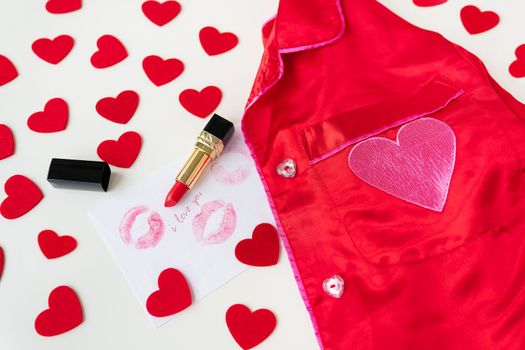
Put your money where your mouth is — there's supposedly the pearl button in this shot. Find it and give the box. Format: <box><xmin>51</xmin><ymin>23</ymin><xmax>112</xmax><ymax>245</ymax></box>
<box><xmin>276</xmin><ymin>158</ymin><xmax>296</xmax><ymax>178</ymax></box>
<box><xmin>323</xmin><ymin>274</ymin><xmax>344</xmax><ymax>298</ymax></box>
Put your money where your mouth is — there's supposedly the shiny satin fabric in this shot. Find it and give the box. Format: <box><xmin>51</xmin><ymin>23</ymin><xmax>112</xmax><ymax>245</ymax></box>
<box><xmin>241</xmin><ymin>0</ymin><xmax>525</xmax><ymax>349</ymax></box>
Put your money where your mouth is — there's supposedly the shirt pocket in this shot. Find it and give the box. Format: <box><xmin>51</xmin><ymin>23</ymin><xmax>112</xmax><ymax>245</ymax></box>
<box><xmin>297</xmin><ymin>74</ymin><xmax>524</xmax><ymax>265</ymax></box>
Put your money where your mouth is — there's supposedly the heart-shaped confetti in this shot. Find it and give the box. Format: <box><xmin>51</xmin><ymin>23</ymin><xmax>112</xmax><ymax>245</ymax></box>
<box><xmin>509</xmin><ymin>44</ymin><xmax>525</xmax><ymax>78</ymax></box>
<box><xmin>0</xmin><ymin>246</ymin><xmax>4</xmax><ymax>280</ymax></box>
<box><xmin>179</xmin><ymin>86</ymin><xmax>222</xmax><ymax>118</ymax></box>
<box><xmin>0</xmin><ymin>175</ymin><xmax>43</xmax><ymax>220</ymax></box>
<box><xmin>27</xmin><ymin>98</ymin><xmax>68</xmax><ymax>133</ymax></box>
<box><xmin>32</xmin><ymin>35</ymin><xmax>74</xmax><ymax>64</ymax></box>
<box><xmin>235</xmin><ymin>223</ymin><xmax>280</xmax><ymax>267</ymax></box>
<box><xmin>413</xmin><ymin>0</ymin><xmax>447</xmax><ymax>7</ymax></box>
<box><xmin>199</xmin><ymin>26</ymin><xmax>239</xmax><ymax>56</ymax></box>
<box><xmin>226</xmin><ymin>304</ymin><xmax>277</xmax><ymax>350</ymax></box>
<box><xmin>96</xmin><ymin>90</ymin><xmax>139</xmax><ymax>124</ymax></box>
<box><xmin>35</xmin><ymin>286</ymin><xmax>83</xmax><ymax>337</ymax></box>
<box><xmin>146</xmin><ymin>268</ymin><xmax>192</xmax><ymax>317</ymax></box>
<box><xmin>97</xmin><ymin>131</ymin><xmax>142</xmax><ymax>168</ymax></box>
<box><xmin>0</xmin><ymin>55</ymin><xmax>18</xmax><ymax>87</ymax></box>
<box><xmin>45</xmin><ymin>0</ymin><xmax>82</xmax><ymax>14</ymax></box>
<box><xmin>91</xmin><ymin>35</ymin><xmax>128</xmax><ymax>69</ymax></box>
<box><xmin>38</xmin><ymin>230</ymin><xmax>77</xmax><ymax>259</ymax></box>
<box><xmin>0</xmin><ymin>124</ymin><xmax>15</xmax><ymax>160</ymax></box>
<box><xmin>460</xmin><ymin>5</ymin><xmax>499</xmax><ymax>35</ymax></box>
<box><xmin>142</xmin><ymin>55</ymin><xmax>184</xmax><ymax>86</ymax></box>
<box><xmin>142</xmin><ymin>0</ymin><xmax>181</xmax><ymax>27</ymax></box>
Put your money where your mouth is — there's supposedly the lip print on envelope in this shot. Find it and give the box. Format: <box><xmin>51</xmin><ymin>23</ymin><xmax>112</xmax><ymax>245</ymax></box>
<box><xmin>192</xmin><ymin>200</ymin><xmax>237</xmax><ymax>245</ymax></box>
<box><xmin>119</xmin><ymin>205</ymin><xmax>165</xmax><ymax>249</ymax></box>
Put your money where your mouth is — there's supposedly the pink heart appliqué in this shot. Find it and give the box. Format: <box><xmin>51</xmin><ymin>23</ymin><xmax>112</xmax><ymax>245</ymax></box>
<box><xmin>348</xmin><ymin>118</ymin><xmax>456</xmax><ymax>212</ymax></box>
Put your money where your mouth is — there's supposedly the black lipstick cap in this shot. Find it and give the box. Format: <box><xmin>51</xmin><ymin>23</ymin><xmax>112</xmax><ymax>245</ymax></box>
<box><xmin>47</xmin><ymin>158</ymin><xmax>111</xmax><ymax>192</ymax></box>
<box><xmin>204</xmin><ymin>114</ymin><xmax>234</xmax><ymax>145</ymax></box>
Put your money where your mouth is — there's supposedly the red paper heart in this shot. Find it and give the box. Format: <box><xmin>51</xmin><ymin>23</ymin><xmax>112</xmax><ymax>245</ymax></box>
<box><xmin>142</xmin><ymin>0</ymin><xmax>181</xmax><ymax>26</ymax></box>
<box><xmin>90</xmin><ymin>35</ymin><xmax>128</xmax><ymax>69</ymax></box>
<box><xmin>97</xmin><ymin>131</ymin><xmax>142</xmax><ymax>168</ymax></box>
<box><xmin>27</xmin><ymin>98</ymin><xmax>68</xmax><ymax>133</ymax></box>
<box><xmin>0</xmin><ymin>124</ymin><xmax>15</xmax><ymax>160</ymax></box>
<box><xmin>413</xmin><ymin>0</ymin><xmax>447</xmax><ymax>7</ymax></box>
<box><xmin>142</xmin><ymin>55</ymin><xmax>184</xmax><ymax>86</ymax></box>
<box><xmin>96</xmin><ymin>90</ymin><xmax>139</xmax><ymax>124</ymax></box>
<box><xmin>509</xmin><ymin>44</ymin><xmax>525</xmax><ymax>78</ymax></box>
<box><xmin>460</xmin><ymin>5</ymin><xmax>499</xmax><ymax>35</ymax></box>
<box><xmin>32</xmin><ymin>35</ymin><xmax>74</xmax><ymax>64</ymax></box>
<box><xmin>146</xmin><ymin>268</ymin><xmax>192</xmax><ymax>317</ymax></box>
<box><xmin>35</xmin><ymin>286</ymin><xmax>83</xmax><ymax>337</ymax></box>
<box><xmin>0</xmin><ymin>175</ymin><xmax>43</xmax><ymax>220</ymax></box>
<box><xmin>235</xmin><ymin>223</ymin><xmax>280</xmax><ymax>267</ymax></box>
<box><xmin>0</xmin><ymin>55</ymin><xmax>18</xmax><ymax>87</ymax></box>
<box><xmin>45</xmin><ymin>0</ymin><xmax>82</xmax><ymax>14</ymax></box>
<box><xmin>0</xmin><ymin>246</ymin><xmax>4</xmax><ymax>279</ymax></box>
<box><xmin>226</xmin><ymin>304</ymin><xmax>277</xmax><ymax>350</ymax></box>
<box><xmin>199</xmin><ymin>27</ymin><xmax>239</xmax><ymax>56</ymax></box>
<box><xmin>179</xmin><ymin>86</ymin><xmax>222</xmax><ymax>118</ymax></box>
<box><xmin>38</xmin><ymin>230</ymin><xmax>77</xmax><ymax>259</ymax></box>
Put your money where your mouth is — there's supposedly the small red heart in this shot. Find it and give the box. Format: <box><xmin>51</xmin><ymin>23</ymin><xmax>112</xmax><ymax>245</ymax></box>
<box><xmin>413</xmin><ymin>0</ymin><xmax>447</xmax><ymax>7</ymax></box>
<box><xmin>0</xmin><ymin>175</ymin><xmax>43</xmax><ymax>220</ymax></box>
<box><xmin>96</xmin><ymin>90</ymin><xmax>139</xmax><ymax>124</ymax></box>
<box><xmin>199</xmin><ymin>27</ymin><xmax>239</xmax><ymax>56</ymax></box>
<box><xmin>142</xmin><ymin>55</ymin><xmax>184</xmax><ymax>86</ymax></box>
<box><xmin>32</xmin><ymin>35</ymin><xmax>74</xmax><ymax>64</ymax></box>
<box><xmin>91</xmin><ymin>35</ymin><xmax>128</xmax><ymax>69</ymax></box>
<box><xmin>146</xmin><ymin>268</ymin><xmax>192</xmax><ymax>317</ymax></box>
<box><xmin>45</xmin><ymin>0</ymin><xmax>82</xmax><ymax>14</ymax></box>
<box><xmin>226</xmin><ymin>304</ymin><xmax>277</xmax><ymax>350</ymax></box>
<box><xmin>509</xmin><ymin>44</ymin><xmax>525</xmax><ymax>78</ymax></box>
<box><xmin>38</xmin><ymin>230</ymin><xmax>77</xmax><ymax>259</ymax></box>
<box><xmin>0</xmin><ymin>246</ymin><xmax>4</xmax><ymax>279</ymax></box>
<box><xmin>179</xmin><ymin>86</ymin><xmax>222</xmax><ymax>118</ymax></box>
<box><xmin>27</xmin><ymin>98</ymin><xmax>68</xmax><ymax>133</ymax></box>
<box><xmin>0</xmin><ymin>55</ymin><xmax>18</xmax><ymax>87</ymax></box>
<box><xmin>35</xmin><ymin>286</ymin><xmax>83</xmax><ymax>337</ymax></box>
<box><xmin>460</xmin><ymin>5</ymin><xmax>499</xmax><ymax>35</ymax></box>
<box><xmin>235</xmin><ymin>223</ymin><xmax>280</xmax><ymax>267</ymax></box>
<box><xmin>97</xmin><ymin>131</ymin><xmax>142</xmax><ymax>168</ymax></box>
<box><xmin>0</xmin><ymin>124</ymin><xmax>15</xmax><ymax>160</ymax></box>
<box><xmin>142</xmin><ymin>0</ymin><xmax>181</xmax><ymax>26</ymax></box>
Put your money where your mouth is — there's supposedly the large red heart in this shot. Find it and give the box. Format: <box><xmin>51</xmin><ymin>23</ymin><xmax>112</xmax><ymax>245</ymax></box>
<box><xmin>45</xmin><ymin>0</ymin><xmax>82</xmax><ymax>14</ymax></box>
<box><xmin>142</xmin><ymin>0</ymin><xmax>181</xmax><ymax>26</ymax></box>
<box><xmin>179</xmin><ymin>86</ymin><xmax>222</xmax><ymax>118</ymax></box>
<box><xmin>0</xmin><ymin>124</ymin><xmax>15</xmax><ymax>160</ymax></box>
<box><xmin>90</xmin><ymin>35</ymin><xmax>128</xmax><ymax>69</ymax></box>
<box><xmin>146</xmin><ymin>268</ymin><xmax>192</xmax><ymax>317</ymax></box>
<box><xmin>413</xmin><ymin>0</ymin><xmax>447</xmax><ymax>7</ymax></box>
<box><xmin>35</xmin><ymin>286</ymin><xmax>83</xmax><ymax>337</ymax></box>
<box><xmin>509</xmin><ymin>44</ymin><xmax>525</xmax><ymax>78</ymax></box>
<box><xmin>0</xmin><ymin>55</ymin><xmax>18</xmax><ymax>87</ymax></box>
<box><xmin>226</xmin><ymin>304</ymin><xmax>277</xmax><ymax>350</ymax></box>
<box><xmin>0</xmin><ymin>246</ymin><xmax>4</xmax><ymax>279</ymax></box>
<box><xmin>142</xmin><ymin>55</ymin><xmax>184</xmax><ymax>86</ymax></box>
<box><xmin>27</xmin><ymin>98</ymin><xmax>68</xmax><ymax>133</ymax></box>
<box><xmin>97</xmin><ymin>131</ymin><xmax>142</xmax><ymax>168</ymax></box>
<box><xmin>96</xmin><ymin>90</ymin><xmax>139</xmax><ymax>124</ymax></box>
<box><xmin>32</xmin><ymin>35</ymin><xmax>74</xmax><ymax>64</ymax></box>
<box><xmin>235</xmin><ymin>223</ymin><xmax>280</xmax><ymax>267</ymax></box>
<box><xmin>38</xmin><ymin>230</ymin><xmax>77</xmax><ymax>259</ymax></box>
<box><xmin>460</xmin><ymin>5</ymin><xmax>499</xmax><ymax>35</ymax></box>
<box><xmin>199</xmin><ymin>27</ymin><xmax>239</xmax><ymax>56</ymax></box>
<box><xmin>0</xmin><ymin>175</ymin><xmax>43</xmax><ymax>220</ymax></box>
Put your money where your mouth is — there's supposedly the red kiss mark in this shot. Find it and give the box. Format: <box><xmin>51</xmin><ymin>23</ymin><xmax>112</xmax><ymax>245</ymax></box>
<box><xmin>413</xmin><ymin>0</ymin><xmax>447</xmax><ymax>7</ymax></box>
<box><xmin>179</xmin><ymin>86</ymin><xmax>222</xmax><ymax>118</ymax></box>
<box><xmin>226</xmin><ymin>304</ymin><xmax>277</xmax><ymax>350</ymax></box>
<box><xmin>32</xmin><ymin>35</ymin><xmax>74</xmax><ymax>64</ymax></box>
<box><xmin>0</xmin><ymin>246</ymin><xmax>4</xmax><ymax>279</ymax></box>
<box><xmin>0</xmin><ymin>175</ymin><xmax>43</xmax><ymax>220</ymax></box>
<box><xmin>97</xmin><ymin>131</ymin><xmax>142</xmax><ymax>168</ymax></box>
<box><xmin>27</xmin><ymin>98</ymin><xmax>68</xmax><ymax>133</ymax></box>
<box><xmin>96</xmin><ymin>90</ymin><xmax>139</xmax><ymax>124</ymax></box>
<box><xmin>35</xmin><ymin>286</ymin><xmax>83</xmax><ymax>337</ymax></box>
<box><xmin>0</xmin><ymin>55</ymin><xmax>18</xmax><ymax>87</ymax></box>
<box><xmin>460</xmin><ymin>5</ymin><xmax>499</xmax><ymax>35</ymax></box>
<box><xmin>235</xmin><ymin>223</ymin><xmax>280</xmax><ymax>267</ymax></box>
<box><xmin>146</xmin><ymin>268</ymin><xmax>192</xmax><ymax>317</ymax></box>
<box><xmin>45</xmin><ymin>0</ymin><xmax>82</xmax><ymax>14</ymax></box>
<box><xmin>38</xmin><ymin>230</ymin><xmax>77</xmax><ymax>259</ymax></box>
<box><xmin>509</xmin><ymin>44</ymin><xmax>525</xmax><ymax>78</ymax></box>
<box><xmin>91</xmin><ymin>35</ymin><xmax>128</xmax><ymax>69</ymax></box>
<box><xmin>199</xmin><ymin>27</ymin><xmax>239</xmax><ymax>56</ymax></box>
<box><xmin>142</xmin><ymin>55</ymin><xmax>184</xmax><ymax>86</ymax></box>
<box><xmin>142</xmin><ymin>0</ymin><xmax>181</xmax><ymax>27</ymax></box>
<box><xmin>0</xmin><ymin>124</ymin><xmax>15</xmax><ymax>160</ymax></box>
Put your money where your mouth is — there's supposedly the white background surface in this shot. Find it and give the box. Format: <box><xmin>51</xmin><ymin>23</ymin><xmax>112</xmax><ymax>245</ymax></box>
<box><xmin>0</xmin><ymin>1</ymin><xmax>524</xmax><ymax>349</ymax></box>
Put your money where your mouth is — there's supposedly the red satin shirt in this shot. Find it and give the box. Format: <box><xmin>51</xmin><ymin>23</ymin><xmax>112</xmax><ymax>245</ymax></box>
<box><xmin>242</xmin><ymin>0</ymin><xmax>525</xmax><ymax>349</ymax></box>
